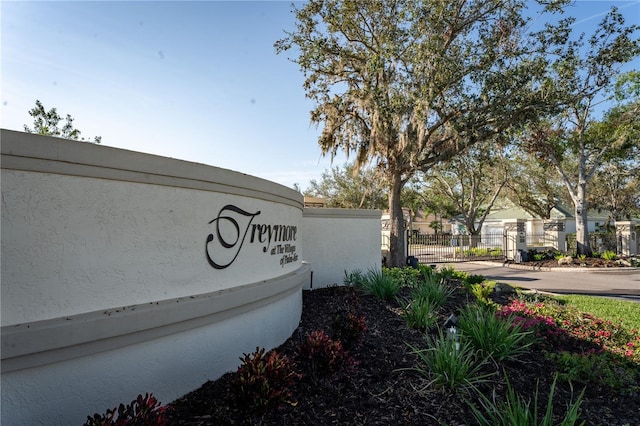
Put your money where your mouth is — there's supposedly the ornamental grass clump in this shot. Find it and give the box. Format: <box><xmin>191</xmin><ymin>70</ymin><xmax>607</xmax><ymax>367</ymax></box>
<box><xmin>397</xmin><ymin>296</ymin><xmax>440</xmax><ymax>330</ymax></box>
<box><xmin>412</xmin><ymin>274</ymin><xmax>454</xmax><ymax>309</ymax></box>
<box><xmin>359</xmin><ymin>268</ymin><xmax>401</xmax><ymax>300</ymax></box>
<box><xmin>468</xmin><ymin>375</ymin><xmax>585</xmax><ymax>426</ymax></box>
<box><xmin>406</xmin><ymin>331</ymin><xmax>493</xmax><ymax>393</ymax></box>
<box><xmin>458</xmin><ymin>304</ymin><xmax>534</xmax><ymax>362</ymax></box>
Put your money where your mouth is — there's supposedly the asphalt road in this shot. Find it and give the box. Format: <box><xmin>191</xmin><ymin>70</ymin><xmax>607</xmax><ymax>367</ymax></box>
<box><xmin>447</xmin><ymin>262</ymin><xmax>640</xmax><ymax>302</ymax></box>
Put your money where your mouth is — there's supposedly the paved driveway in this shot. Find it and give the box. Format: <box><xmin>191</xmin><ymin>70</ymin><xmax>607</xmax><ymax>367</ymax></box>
<box><xmin>447</xmin><ymin>262</ymin><xmax>640</xmax><ymax>302</ymax></box>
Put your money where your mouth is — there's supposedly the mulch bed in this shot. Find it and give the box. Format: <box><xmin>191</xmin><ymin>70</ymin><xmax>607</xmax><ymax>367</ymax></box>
<box><xmin>167</xmin><ymin>284</ymin><xmax>640</xmax><ymax>425</ymax></box>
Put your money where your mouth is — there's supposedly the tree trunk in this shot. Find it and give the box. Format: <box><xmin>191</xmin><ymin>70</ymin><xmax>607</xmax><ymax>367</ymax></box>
<box><xmin>574</xmin><ymin>182</ymin><xmax>592</xmax><ymax>257</ymax></box>
<box><xmin>388</xmin><ymin>171</ymin><xmax>406</xmax><ymax>268</ymax></box>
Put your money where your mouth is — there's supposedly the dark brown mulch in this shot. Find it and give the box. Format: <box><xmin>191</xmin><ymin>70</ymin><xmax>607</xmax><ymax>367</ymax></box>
<box><xmin>167</xmin><ymin>284</ymin><xmax>640</xmax><ymax>425</ymax></box>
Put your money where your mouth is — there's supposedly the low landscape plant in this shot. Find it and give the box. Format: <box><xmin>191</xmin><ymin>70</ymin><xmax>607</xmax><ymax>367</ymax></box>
<box><xmin>383</xmin><ymin>266</ymin><xmax>421</xmax><ymax>287</ymax></box>
<box><xmin>397</xmin><ymin>296</ymin><xmax>440</xmax><ymax>330</ymax></box>
<box><xmin>359</xmin><ymin>268</ymin><xmax>401</xmax><ymax>300</ymax></box>
<box><xmin>331</xmin><ymin>308</ymin><xmax>367</xmax><ymax>348</ymax></box>
<box><xmin>554</xmin><ymin>294</ymin><xmax>640</xmax><ymax>332</ymax></box>
<box><xmin>462</xmin><ymin>274</ymin><xmax>486</xmax><ymax>288</ymax></box>
<box><xmin>601</xmin><ymin>250</ymin><xmax>617</xmax><ymax>260</ymax></box>
<box><xmin>407</xmin><ymin>331</ymin><xmax>493</xmax><ymax>393</ymax></box>
<box><xmin>498</xmin><ymin>299</ymin><xmax>570</xmax><ymax>351</ymax></box>
<box><xmin>343</xmin><ymin>269</ymin><xmax>365</xmax><ymax>287</ymax></box>
<box><xmin>458</xmin><ymin>304</ymin><xmax>534</xmax><ymax>362</ymax></box>
<box><xmin>549</xmin><ymin>351</ymin><xmax>640</xmax><ymax>393</ymax></box>
<box><xmin>231</xmin><ymin>347</ymin><xmax>301</xmax><ymax>411</ymax></box>
<box><xmin>468</xmin><ymin>375</ymin><xmax>585</xmax><ymax>426</ymax></box>
<box><xmin>84</xmin><ymin>393</ymin><xmax>170</xmax><ymax>426</ymax></box>
<box><xmin>469</xmin><ymin>281</ymin><xmax>497</xmax><ymax>306</ymax></box>
<box><xmin>412</xmin><ymin>276</ymin><xmax>453</xmax><ymax>309</ymax></box>
<box><xmin>297</xmin><ymin>330</ymin><xmax>357</xmax><ymax>383</ymax></box>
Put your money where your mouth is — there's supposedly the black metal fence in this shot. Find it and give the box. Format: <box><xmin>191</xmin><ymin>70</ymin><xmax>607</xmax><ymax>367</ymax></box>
<box><xmin>407</xmin><ymin>233</ymin><xmax>504</xmax><ymax>263</ymax></box>
<box><xmin>407</xmin><ymin>231</ymin><xmax>637</xmax><ymax>265</ymax></box>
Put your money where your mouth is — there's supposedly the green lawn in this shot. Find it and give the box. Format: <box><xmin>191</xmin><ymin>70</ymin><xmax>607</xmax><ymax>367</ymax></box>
<box><xmin>553</xmin><ymin>294</ymin><xmax>640</xmax><ymax>331</ymax></box>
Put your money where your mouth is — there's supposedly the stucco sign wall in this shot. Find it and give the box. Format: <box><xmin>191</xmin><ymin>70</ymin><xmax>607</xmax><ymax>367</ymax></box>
<box><xmin>206</xmin><ymin>204</ymin><xmax>299</xmax><ymax>270</ymax></box>
<box><xmin>0</xmin><ymin>129</ymin><xmax>309</xmax><ymax>425</ymax></box>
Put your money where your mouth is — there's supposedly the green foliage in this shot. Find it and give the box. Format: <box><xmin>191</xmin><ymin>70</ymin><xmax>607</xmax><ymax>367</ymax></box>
<box><xmin>231</xmin><ymin>347</ymin><xmax>301</xmax><ymax>411</ymax></box>
<box><xmin>24</xmin><ymin>99</ymin><xmax>102</xmax><ymax>143</ymax></box>
<box><xmin>298</xmin><ymin>330</ymin><xmax>357</xmax><ymax>383</ymax></box>
<box><xmin>84</xmin><ymin>393</ymin><xmax>170</xmax><ymax>426</ymax></box>
<box><xmin>440</xmin><ymin>266</ymin><xmax>464</xmax><ymax>281</ymax></box>
<box><xmin>468</xmin><ymin>375</ymin><xmax>585</xmax><ymax>426</ymax></box>
<box><xmin>359</xmin><ymin>269</ymin><xmax>402</xmax><ymax>300</ymax></box>
<box><xmin>502</xmin><ymin>298</ymin><xmax>640</xmax><ymax>362</ymax></box>
<box><xmin>412</xmin><ymin>277</ymin><xmax>454</xmax><ymax>310</ymax></box>
<box><xmin>554</xmin><ymin>252</ymin><xmax>566</xmax><ymax>261</ymax></box>
<box><xmin>304</xmin><ymin>162</ymin><xmax>387</xmax><ymax>209</ymax></box>
<box><xmin>469</xmin><ymin>281</ymin><xmax>496</xmax><ymax>306</ymax></box>
<box><xmin>407</xmin><ymin>332</ymin><xmax>493</xmax><ymax>393</ymax></box>
<box><xmin>601</xmin><ymin>250</ymin><xmax>617</xmax><ymax>260</ymax></box>
<box><xmin>462</xmin><ymin>274</ymin><xmax>486</xmax><ymax>287</ymax></box>
<box><xmin>553</xmin><ymin>294</ymin><xmax>640</xmax><ymax>332</ymax></box>
<box><xmin>397</xmin><ymin>296</ymin><xmax>440</xmax><ymax>330</ymax></box>
<box><xmin>343</xmin><ymin>269</ymin><xmax>365</xmax><ymax>287</ymax></box>
<box><xmin>276</xmin><ymin>0</ymin><xmax>571</xmax><ymax>267</ymax></box>
<box><xmin>458</xmin><ymin>304</ymin><xmax>534</xmax><ymax>362</ymax></box>
<box><xmin>383</xmin><ymin>266</ymin><xmax>422</xmax><ymax>288</ymax></box>
<box><xmin>550</xmin><ymin>352</ymin><xmax>640</xmax><ymax>393</ymax></box>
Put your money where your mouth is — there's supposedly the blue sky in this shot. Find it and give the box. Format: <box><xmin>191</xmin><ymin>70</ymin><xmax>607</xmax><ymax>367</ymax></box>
<box><xmin>2</xmin><ymin>1</ymin><xmax>639</xmax><ymax>190</ymax></box>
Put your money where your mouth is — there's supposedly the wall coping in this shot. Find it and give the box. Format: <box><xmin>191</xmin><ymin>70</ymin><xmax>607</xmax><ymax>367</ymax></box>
<box><xmin>1</xmin><ymin>264</ymin><xmax>310</xmax><ymax>373</ymax></box>
<box><xmin>303</xmin><ymin>207</ymin><xmax>382</xmax><ymax>219</ymax></box>
<box><xmin>1</xmin><ymin>129</ymin><xmax>303</xmax><ymax>209</ymax></box>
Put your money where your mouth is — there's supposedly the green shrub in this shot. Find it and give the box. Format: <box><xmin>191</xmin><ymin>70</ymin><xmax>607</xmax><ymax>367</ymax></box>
<box><xmin>84</xmin><ymin>393</ymin><xmax>170</xmax><ymax>426</ymax></box>
<box><xmin>383</xmin><ymin>266</ymin><xmax>421</xmax><ymax>287</ymax></box>
<box><xmin>413</xmin><ymin>277</ymin><xmax>454</xmax><ymax>309</ymax></box>
<box><xmin>397</xmin><ymin>296</ymin><xmax>440</xmax><ymax>330</ymax></box>
<box><xmin>458</xmin><ymin>304</ymin><xmax>534</xmax><ymax>362</ymax></box>
<box><xmin>359</xmin><ymin>268</ymin><xmax>401</xmax><ymax>300</ymax></box>
<box><xmin>462</xmin><ymin>274</ymin><xmax>486</xmax><ymax>288</ymax></box>
<box><xmin>343</xmin><ymin>269</ymin><xmax>365</xmax><ymax>287</ymax></box>
<box><xmin>601</xmin><ymin>250</ymin><xmax>617</xmax><ymax>260</ymax></box>
<box><xmin>549</xmin><ymin>351</ymin><xmax>639</xmax><ymax>393</ymax></box>
<box><xmin>231</xmin><ymin>347</ymin><xmax>301</xmax><ymax>411</ymax></box>
<box><xmin>469</xmin><ymin>280</ymin><xmax>496</xmax><ymax>306</ymax></box>
<box><xmin>407</xmin><ymin>332</ymin><xmax>493</xmax><ymax>393</ymax></box>
<box><xmin>440</xmin><ymin>266</ymin><xmax>464</xmax><ymax>281</ymax></box>
<box><xmin>468</xmin><ymin>375</ymin><xmax>584</xmax><ymax>426</ymax></box>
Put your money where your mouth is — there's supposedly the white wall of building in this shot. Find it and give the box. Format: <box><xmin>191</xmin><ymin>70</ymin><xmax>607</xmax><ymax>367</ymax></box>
<box><xmin>303</xmin><ymin>208</ymin><xmax>382</xmax><ymax>288</ymax></box>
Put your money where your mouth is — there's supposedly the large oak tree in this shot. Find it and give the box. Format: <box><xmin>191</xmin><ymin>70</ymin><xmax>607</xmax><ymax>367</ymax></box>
<box><xmin>521</xmin><ymin>12</ymin><xmax>639</xmax><ymax>256</ymax></box>
<box><xmin>276</xmin><ymin>0</ymin><xmax>566</xmax><ymax>266</ymax></box>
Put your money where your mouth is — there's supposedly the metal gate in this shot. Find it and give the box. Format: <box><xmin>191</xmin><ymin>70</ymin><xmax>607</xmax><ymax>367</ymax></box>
<box><xmin>407</xmin><ymin>232</ymin><xmax>505</xmax><ymax>263</ymax></box>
